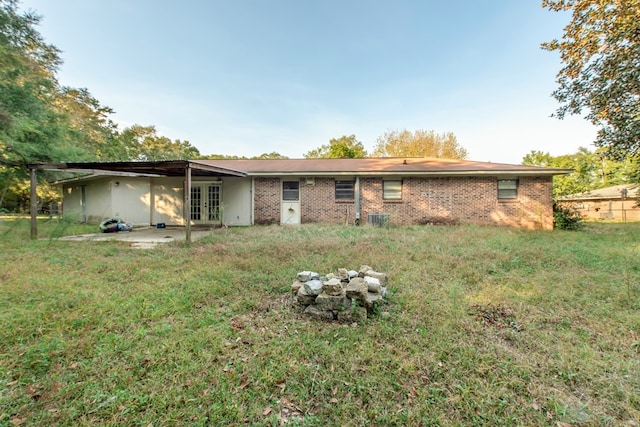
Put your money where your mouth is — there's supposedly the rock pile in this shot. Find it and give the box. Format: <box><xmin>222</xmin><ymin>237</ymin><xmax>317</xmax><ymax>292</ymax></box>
<box><xmin>292</xmin><ymin>265</ymin><xmax>388</xmax><ymax>321</ymax></box>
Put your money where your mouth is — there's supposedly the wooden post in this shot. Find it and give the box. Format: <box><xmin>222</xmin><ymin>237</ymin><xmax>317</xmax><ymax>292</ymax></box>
<box><xmin>30</xmin><ymin>166</ymin><xmax>38</xmax><ymax>239</ymax></box>
<box><xmin>184</xmin><ymin>164</ymin><xmax>192</xmax><ymax>243</ymax></box>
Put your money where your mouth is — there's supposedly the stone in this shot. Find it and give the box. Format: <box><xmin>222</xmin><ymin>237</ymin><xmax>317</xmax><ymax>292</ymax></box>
<box><xmin>296</xmin><ymin>286</ymin><xmax>316</xmax><ymax>306</ymax></box>
<box><xmin>293</xmin><ymin>266</ymin><xmax>388</xmax><ymax>321</ymax></box>
<box><xmin>365</xmin><ymin>271</ymin><xmax>389</xmax><ymax>286</ymax></box>
<box><xmin>303</xmin><ymin>305</ymin><xmax>334</xmax><ymax>320</ymax></box>
<box><xmin>364</xmin><ymin>292</ymin><xmax>384</xmax><ymax>310</ymax></box>
<box><xmin>315</xmin><ymin>293</ymin><xmax>350</xmax><ymax>311</ymax></box>
<box><xmin>337</xmin><ymin>306</ymin><xmax>368</xmax><ymax>323</ymax></box>
<box><xmin>322</xmin><ymin>278</ymin><xmax>344</xmax><ymax>296</ymax></box>
<box><xmin>291</xmin><ymin>280</ymin><xmax>303</xmax><ymax>295</ymax></box>
<box><xmin>345</xmin><ymin>277</ymin><xmax>368</xmax><ymax>305</ymax></box>
<box><xmin>364</xmin><ymin>276</ymin><xmax>381</xmax><ymax>293</ymax></box>
<box><xmin>297</xmin><ymin>271</ymin><xmax>320</xmax><ymax>282</ymax></box>
<box><xmin>303</xmin><ymin>279</ymin><xmax>323</xmax><ymax>296</ymax></box>
<box><xmin>358</xmin><ymin>265</ymin><xmax>373</xmax><ymax>277</ymax></box>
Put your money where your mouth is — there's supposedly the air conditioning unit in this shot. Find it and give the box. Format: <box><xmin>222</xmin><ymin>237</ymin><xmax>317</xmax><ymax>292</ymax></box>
<box><xmin>367</xmin><ymin>213</ymin><xmax>390</xmax><ymax>227</ymax></box>
<box><xmin>305</xmin><ymin>178</ymin><xmax>315</xmax><ymax>186</ymax></box>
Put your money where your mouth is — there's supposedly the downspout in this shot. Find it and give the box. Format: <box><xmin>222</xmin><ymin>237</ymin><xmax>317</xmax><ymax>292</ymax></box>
<box><xmin>250</xmin><ymin>177</ymin><xmax>255</xmax><ymax>225</ymax></box>
<box><xmin>354</xmin><ymin>176</ymin><xmax>361</xmax><ymax>226</ymax></box>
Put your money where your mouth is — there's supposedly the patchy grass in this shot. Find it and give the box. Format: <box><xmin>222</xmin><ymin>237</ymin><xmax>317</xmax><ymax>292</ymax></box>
<box><xmin>0</xmin><ymin>218</ymin><xmax>639</xmax><ymax>426</ymax></box>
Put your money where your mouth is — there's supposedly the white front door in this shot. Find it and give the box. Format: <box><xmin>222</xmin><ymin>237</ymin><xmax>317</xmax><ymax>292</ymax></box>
<box><xmin>281</xmin><ymin>180</ymin><xmax>300</xmax><ymax>225</ymax></box>
<box><xmin>190</xmin><ymin>183</ymin><xmax>222</xmax><ymax>225</ymax></box>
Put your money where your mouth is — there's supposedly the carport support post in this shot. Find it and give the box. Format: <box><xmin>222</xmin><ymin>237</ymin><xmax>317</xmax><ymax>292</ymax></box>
<box><xmin>184</xmin><ymin>164</ymin><xmax>192</xmax><ymax>243</ymax></box>
<box><xmin>30</xmin><ymin>166</ymin><xmax>38</xmax><ymax>239</ymax></box>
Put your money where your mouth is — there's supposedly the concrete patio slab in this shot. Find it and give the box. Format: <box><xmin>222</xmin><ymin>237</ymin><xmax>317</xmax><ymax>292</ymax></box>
<box><xmin>56</xmin><ymin>226</ymin><xmax>214</xmax><ymax>248</ymax></box>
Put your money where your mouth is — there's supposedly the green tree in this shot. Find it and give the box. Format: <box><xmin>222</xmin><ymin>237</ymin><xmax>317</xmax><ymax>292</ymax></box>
<box><xmin>251</xmin><ymin>152</ymin><xmax>289</xmax><ymax>159</ymax></box>
<box><xmin>0</xmin><ymin>0</ymin><xmax>65</xmax><ymax>166</ymax></box>
<box><xmin>54</xmin><ymin>87</ymin><xmax>119</xmax><ymax>160</ymax></box>
<box><xmin>521</xmin><ymin>150</ymin><xmax>555</xmax><ymax>168</ymax></box>
<box><xmin>197</xmin><ymin>154</ymin><xmax>248</xmax><ymax>160</ymax></box>
<box><xmin>115</xmin><ymin>125</ymin><xmax>200</xmax><ymax>161</ymax></box>
<box><xmin>371</xmin><ymin>129</ymin><xmax>468</xmax><ymax>159</ymax></box>
<box><xmin>0</xmin><ymin>0</ymin><xmax>85</xmax><ymax>211</ymax></box>
<box><xmin>542</xmin><ymin>0</ymin><xmax>640</xmax><ymax>159</ymax></box>
<box><xmin>522</xmin><ymin>147</ymin><xmax>639</xmax><ymax>197</ymax></box>
<box><xmin>197</xmin><ymin>152</ymin><xmax>289</xmax><ymax>160</ymax></box>
<box><xmin>304</xmin><ymin>135</ymin><xmax>367</xmax><ymax>158</ymax></box>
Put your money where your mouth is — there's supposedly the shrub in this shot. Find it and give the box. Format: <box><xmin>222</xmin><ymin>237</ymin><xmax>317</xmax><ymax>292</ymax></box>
<box><xmin>553</xmin><ymin>202</ymin><xmax>583</xmax><ymax>230</ymax></box>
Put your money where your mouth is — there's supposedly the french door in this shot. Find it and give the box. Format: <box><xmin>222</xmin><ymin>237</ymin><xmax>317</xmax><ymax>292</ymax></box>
<box><xmin>190</xmin><ymin>183</ymin><xmax>221</xmax><ymax>225</ymax></box>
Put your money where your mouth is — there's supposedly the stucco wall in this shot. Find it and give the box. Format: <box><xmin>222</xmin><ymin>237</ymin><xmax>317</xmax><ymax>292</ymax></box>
<box><xmin>62</xmin><ymin>183</ymin><xmax>83</xmax><ymax>222</ymax></box>
<box><xmin>64</xmin><ymin>178</ymin><xmax>152</xmax><ymax>224</ymax></box>
<box><xmin>150</xmin><ymin>177</ymin><xmax>184</xmax><ymax>225</ymax></box>
<box><xmin>222</xmin><ymin>178</ymin><xmax>252</xmax><ymax>226</ymax></box>
<box><xmin>111</xmin><ymin>178</ymin><xmax>151</xmax><ymax>225</ymax></box>
<box><xmin>62</xmin><ymin>178</ymin><xmax>112</xmax><ymax>223</ymax></box>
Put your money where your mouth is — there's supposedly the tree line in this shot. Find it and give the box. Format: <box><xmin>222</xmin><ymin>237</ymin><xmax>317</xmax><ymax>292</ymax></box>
<box><xmin>0</xmin><ymin>2</ymin><xmax>467</xmax><ymax>212</ymax></box>
<box><xmin>523</xmin><ymin>148</ymin><xmax>639</xmax><ymax>198</ymax></box>
<box><xmin>2</xmin><ymin>0</ymin><xmax>639</xmax><ymax>212</ymax></box>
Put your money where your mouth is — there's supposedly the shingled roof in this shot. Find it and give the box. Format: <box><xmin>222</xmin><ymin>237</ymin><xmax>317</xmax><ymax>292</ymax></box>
<box><xmin>195</xmin><ymin>157</ymin><xmax>570</xmax><ymax>176</ymax></box>
<box><xmin>34</xmin><ymin>157</ymin><xmax>571</xmax><ymax>178</ymax></box>
<box><xmin>558</xmin><ymin>184</ymin><xmax>640</xmax><ymax>201</ymax></box>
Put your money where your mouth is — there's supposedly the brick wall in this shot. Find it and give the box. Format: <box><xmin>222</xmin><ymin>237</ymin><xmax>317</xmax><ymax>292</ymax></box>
<box><xmin>254</xmin><ymin>178</ymin><xmax>281</xmax><ymax>224</ymax></box>
<box><xmin>252</xmin><ymin>176</ymin><xmax>554</xmax><ymax>229</ymax></box>
<box><xmin>300</xmin><ymin>178</ymin><xmax>356</xmax><ymax>224</ymax></box>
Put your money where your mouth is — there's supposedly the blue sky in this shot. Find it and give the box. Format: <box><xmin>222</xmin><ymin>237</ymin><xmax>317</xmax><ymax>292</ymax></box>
<box><xmin>20</xmin><ymin>0</ymin><xmax>597</xmax><ymax>163</ymax></box>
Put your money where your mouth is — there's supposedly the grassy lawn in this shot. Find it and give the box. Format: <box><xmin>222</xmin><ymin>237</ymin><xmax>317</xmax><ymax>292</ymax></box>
<box><xmin>1</xmin><ymin>217</ymin><xmax>639</xmax><ymax>426</ymax></box>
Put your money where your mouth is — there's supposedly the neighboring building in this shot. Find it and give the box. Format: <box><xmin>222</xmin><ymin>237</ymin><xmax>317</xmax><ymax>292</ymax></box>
<box><xmin>56</xmin><ymin>157</ymin><xmax>570</xmax><ymax>230</ymax></box>
<box><xmin>558</xmin><ymin>184</ymin><xmax>640</xmax><ymax>221</ymax></box>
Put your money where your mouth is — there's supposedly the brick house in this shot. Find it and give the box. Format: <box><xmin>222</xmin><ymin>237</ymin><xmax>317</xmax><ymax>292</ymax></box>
<box><xmin>52</xmin><ymin>157</ymin><xmax>568</xmax><ymax>230</ymax></box>
<box><xmin>557</xmin><ymin>184</ymin><xmax>640</xmax><ymax>221</ymax></box>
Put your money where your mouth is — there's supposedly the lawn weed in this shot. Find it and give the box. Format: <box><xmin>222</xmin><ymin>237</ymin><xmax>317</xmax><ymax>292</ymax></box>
<box><xmin>0</xmin><ymin>221</ymin><xmax>639</xmax><ymax>425</ymax></box>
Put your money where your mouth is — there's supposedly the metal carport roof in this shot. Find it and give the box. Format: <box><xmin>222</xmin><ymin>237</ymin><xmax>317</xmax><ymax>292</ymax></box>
<box><xmin>27</xmin><ymin>160</ymin><xmax>247</xmax><ymax>242</ymax></box>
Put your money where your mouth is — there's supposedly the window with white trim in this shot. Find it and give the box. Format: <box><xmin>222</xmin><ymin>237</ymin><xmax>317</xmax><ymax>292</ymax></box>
<box><xmin>383</xmin><ymin>180</ymin><xmax>402</xmax><ymax>200</ymax></box>
<box><xmin>498</xmin><ymin>179</ymin><xmax>518</xmax><ymax>199</ymax></box>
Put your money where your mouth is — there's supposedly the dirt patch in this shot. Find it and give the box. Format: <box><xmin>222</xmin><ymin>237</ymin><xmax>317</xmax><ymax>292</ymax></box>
<box><xmin>468</xmin><ymin>304</ymin><xmax>523</xmax><ymax>331</ymax></box>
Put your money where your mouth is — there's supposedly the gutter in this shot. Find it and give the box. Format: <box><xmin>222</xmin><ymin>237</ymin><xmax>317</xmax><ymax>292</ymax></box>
<box><xmin>241</xmin><ymin>170</ymin><xmax>572</xmax><ymax>178</ymax></box>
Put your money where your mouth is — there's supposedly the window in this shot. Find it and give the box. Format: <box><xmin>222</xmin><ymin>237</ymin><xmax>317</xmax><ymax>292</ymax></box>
<box><xmin>383</xmin><ymin>180</ymin><xmax>402</xmax><ymax>200</ymax></box>
<box><xmin>498</xmin><ymin>179</ymin><xmax>518</xmax><ymax>199</ymax></box>
<box><xmin>335</xmin><ymin>180</ymin><xmax>355</xmax><ymax>200</ymax></box>
<box><xmin>282</xmin><ymin>181</ymin><xmax>299</xmax><ymax>201</ymax></box>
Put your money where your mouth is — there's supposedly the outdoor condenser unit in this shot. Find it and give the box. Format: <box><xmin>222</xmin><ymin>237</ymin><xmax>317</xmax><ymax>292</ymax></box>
<box><xmin>367</xmin><ymin>213</ymin><xmax>390</xmax><ymax>227</ymax></box>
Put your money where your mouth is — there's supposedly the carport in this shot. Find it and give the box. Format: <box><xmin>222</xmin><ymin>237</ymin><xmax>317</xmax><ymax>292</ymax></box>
<box><xmin>28</xmin><ymin>160</ymin><xmax>247</xmax><ymax>242</ymax></box>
